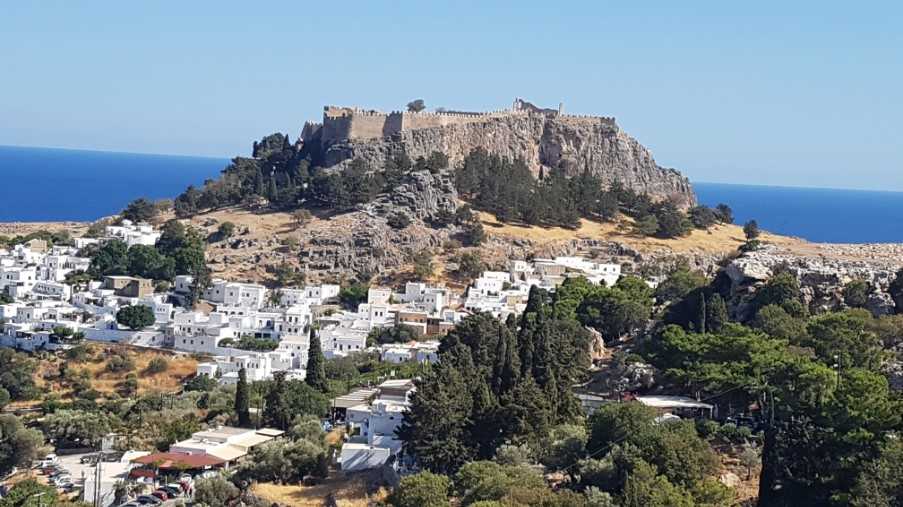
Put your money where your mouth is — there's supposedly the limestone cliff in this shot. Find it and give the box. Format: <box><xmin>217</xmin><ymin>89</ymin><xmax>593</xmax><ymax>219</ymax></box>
<box><xmin>306</xmin><ymin>109</ymin><xmax>695</xmax><ymax>206</ymax></box>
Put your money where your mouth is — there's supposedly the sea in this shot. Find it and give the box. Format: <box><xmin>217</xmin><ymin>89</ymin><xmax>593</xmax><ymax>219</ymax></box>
<box><xmin>0</xmin><ymin>145</ymin><xmax>227</xmax><ymax>222</ymax></box>
<box><xmin>2</xmin><ymin>145</ymin><xmax>902</xmax><ymax>244</ymax></box>
<box><xmin>694</xmin><ymin>182</ymin><xmax>903</xmax><ymax>244</ymax></box>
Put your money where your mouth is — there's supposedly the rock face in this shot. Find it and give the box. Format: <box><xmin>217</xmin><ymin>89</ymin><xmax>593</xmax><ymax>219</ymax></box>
<box><xmin>305</xmin><ymin>107</ymin><xmax>695</xmax><ymax>206</ymax></box>
<box><xmin>363</xmin><ymin>170</ymin><xmax>458</xmax><ymax>221</ymax></box>
<box><xmin>722</xmin><ymin>244</ymin><xmax>902</xmax><ymax>319</ymax></box>
<box><xmin>301</xmin><ymin>170</ymin><xmax>460</xmax><ymax>280</ymax></box>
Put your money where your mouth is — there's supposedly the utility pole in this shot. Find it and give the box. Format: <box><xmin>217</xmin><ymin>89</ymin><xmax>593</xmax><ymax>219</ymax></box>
<box><xmin>93</xmin><ymin>454</ymin><xmax>103</xmax><ymax>507</ymax></box>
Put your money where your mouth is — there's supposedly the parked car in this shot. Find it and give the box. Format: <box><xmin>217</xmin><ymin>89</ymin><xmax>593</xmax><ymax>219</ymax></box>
<box><xmin>150</xmin><ymin>490</ymin><xmax>168</xmax><ymax>501</ymax></box>
<box><xmin>80</xmin><ymin>454</ymin><xmax>99</xmax><ymax>464</ymax></box>
<box><xmin>135</xmin><ymin>496</ymin><xmax>162</xmax><ymax>505</ymax></box>
<box><xmin>36</xmin><ymin>455</ymin><xmax>58</xmax><ymax>468</ymax></box>
<box><xmin>160</xmin><ymin>486</ymin><xmax>181</xmax><ymax>498</ymax></box>
<box><xmin>52</xmin><ymin>475</ymin><xmax>72</xmax><ymax>486</ymax></box>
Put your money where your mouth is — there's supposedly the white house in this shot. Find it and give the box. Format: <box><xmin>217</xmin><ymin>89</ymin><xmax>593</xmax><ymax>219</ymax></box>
<box><xmin>339</xmin><ymin>379</ymin><xmax>415</xmax><ymax>472</ymax></box>
<box><xmin>105</xmin><ymin>220</ymin><xmax>161</xmax><ymax>247</ymax></box>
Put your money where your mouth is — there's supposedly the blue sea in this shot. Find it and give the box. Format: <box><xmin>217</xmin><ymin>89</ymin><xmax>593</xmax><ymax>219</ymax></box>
<box><xmin>0</xmin><ymin>145</ymin><xmax>227</xmax><ymax>222</ymax></box>
<box><xmin>694</xmin><ymin>182</ymin><xmax>903</xmax><ymax>243</ymax></box>
<box><xmin>2</xmin><ymin>145</ymin><xmax>902</xmax><ymax>243</ymax></box>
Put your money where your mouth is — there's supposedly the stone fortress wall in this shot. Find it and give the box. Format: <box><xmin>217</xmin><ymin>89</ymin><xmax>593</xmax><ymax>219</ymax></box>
<box><xmin>301</xmin><ymin>99</ymin><xmax>617</xmax><ymax>145</ymax></box>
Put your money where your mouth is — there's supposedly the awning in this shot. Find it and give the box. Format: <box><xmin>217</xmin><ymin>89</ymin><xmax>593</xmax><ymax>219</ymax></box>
<box><xmin>131</xmin><ymin>452</ymin><xmax>225</xmax><ymax>469</ymax></box>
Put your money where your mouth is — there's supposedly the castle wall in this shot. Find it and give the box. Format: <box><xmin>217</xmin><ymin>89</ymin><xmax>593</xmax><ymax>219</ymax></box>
<box><xmin>556</xmin><ymin>114</ymin><xmax>618</xmax><ymax>128</ymax></box>
<box><xmin>399</xmin><ymin>110</ymin><xmax>514</xmax><ymax>131</ymax></box>
<box><xmin>313</xmin><ymin>103</ymin><xmax>617</xmax><ymax>147</ymax></box>
<box><xmin>349</xmin><ymin>111</ymin><xmax>391</xmax><ymax>140</ymax></box>
<box><xmin>322</xmin><ymin>115</ymin><xmax>353</xmax><ymax>144</ymax></box>
<box><xmin>300</xmin><ymin>121</ymin><xmax>323</xmax><ymax>142</ymax></box>
<box><xmin>384</xmin><ymin>113</ymin><xmax>403</xmax><ymax>137</ymax></box>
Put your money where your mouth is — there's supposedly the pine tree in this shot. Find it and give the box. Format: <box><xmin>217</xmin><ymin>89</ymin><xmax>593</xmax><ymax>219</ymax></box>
<box><xmin>305</xmin><ymin>329</ymin><xmax>328</xmax><ymax>392</ymax></box>
<box><xmin>235</xmin><ymin>367</ymin><xmax>251</xmax><ymax>427</ymax></box>
<box><xmin>706</xmin><ymin>293</ymin><xmax>728</xmax><ymax>333</ymax></box>
<box><xmin>397</xmin><ymin>350</ymin><xmax>476</xmax><ymax>474</ymax></box>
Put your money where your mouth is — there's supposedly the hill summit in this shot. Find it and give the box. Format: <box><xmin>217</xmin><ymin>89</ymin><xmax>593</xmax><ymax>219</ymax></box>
<box><xmin>299</xmin><ymin>98</ymin><xmax>695</xmax><ymax>205</ymax></box>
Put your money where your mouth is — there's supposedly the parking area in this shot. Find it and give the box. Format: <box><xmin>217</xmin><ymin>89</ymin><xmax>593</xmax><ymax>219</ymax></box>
<box><xmin>55</xmin><ymin>451</ymin><xmax>149</xmax><ymax>506</ymax></box>
<box><xmin>33</xmin><ymin>451</ymin><xmax>192</xmax><ymax>506</ymax></box>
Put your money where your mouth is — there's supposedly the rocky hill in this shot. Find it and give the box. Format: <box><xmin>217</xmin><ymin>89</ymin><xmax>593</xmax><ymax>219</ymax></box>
<box><xmin>303</xmin><ymin>99</ymin><xmax>695</xmax><ymax>205</ymax></box>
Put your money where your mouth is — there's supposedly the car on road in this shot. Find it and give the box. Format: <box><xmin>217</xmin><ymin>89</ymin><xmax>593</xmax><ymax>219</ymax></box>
<box><xmin>135</xmin><ymin>495</ymin><xmax>162</xmax><ymax>505</ymax></box>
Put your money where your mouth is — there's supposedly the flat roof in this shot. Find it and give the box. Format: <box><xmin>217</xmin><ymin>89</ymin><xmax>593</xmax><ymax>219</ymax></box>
<box><xmin>333</xmin><ymin>389</ymin><xmax>378</xmax><ymax>409</ymax></box>
<box><xmin>229</xmin><ymin>432</ymin><xmax>273</xmax><ymax>448</ymax></box>
<box><xmin>378</xmin><ymin>379</ymin><xmax>414</xmax><ymax>389</ymax></box>
<box><xmin>192</xmin><ymin>426</ymin><xmax>249</xmax><ymax>439</ymax></box>
<box><xmin>636</xmin><ymin>395</ymin><xmax>713</xmax><ymax>410</ymax></box>
<box><xmin>206</xmin><ymin>444</ymin><xmax>247</xmax><ymax>462</ymax></box>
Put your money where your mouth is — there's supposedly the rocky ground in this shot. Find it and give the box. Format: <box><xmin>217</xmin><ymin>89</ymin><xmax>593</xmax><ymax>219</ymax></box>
<box><xmin>0</xmin><ymin>221</ymin><xmax>89</xmax><ymax>237</ymax></box>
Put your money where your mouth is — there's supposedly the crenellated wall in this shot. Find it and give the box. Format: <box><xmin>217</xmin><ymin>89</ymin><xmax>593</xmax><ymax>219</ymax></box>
<box><xmin>313</xmin><ymin>109</ymin><xmax>695</xmax><ymax>206</ymax></box>
<box><xmin>312</xmin><ymin>104</ymin><xmax>541</xmax><ymax>144</ymax></box>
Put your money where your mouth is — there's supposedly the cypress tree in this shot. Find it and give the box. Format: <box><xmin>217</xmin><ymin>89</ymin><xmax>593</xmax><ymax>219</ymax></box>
<box><xmin>518</xmin><ymin>286</ymin><xmax>546</xmax><ymax>377</ymax></box>
<box><xmin>469</xmin><ymin>376</ymin><xmax>501</xmax><ymax>458</ymax></box>
<box><xmin>505</xmin><ymin>313</ymin><xmax>517</xmax><ymax>333</ymax></box>
<box><xmin>235</xmin><ymin>367</ymin><xmax>251</xmax><ymax>427</ymax></box>
<box><xmin>305</xmin><ymin>329</ymin><xmax>328</xmax><ymax>392</ymax></box>
<box><xmin>267</xmin><ymin>177</ymin><xmax>278</xmax><ymax>201</ymax></box>
<box><xmin>706</xmin><ymin>293</ymin><xmax>728</xmax><ymax>333</ymax></box>
<box><xmin>500</xmin><ymin>331</ymin><xmax>520</xmax><ymax>394</ymax></box>
<box><xmin>264</xmin><ymin>371</ymin><xmax>289</xmax><ymax>430</ymax></box>
<box><xmin>492</xmin><ymin>326</ymin><xmax>509</xmax><ymax>395</ymax></box>
<box><xmin>697</xmin><ymin>291</ymin><xmax>707</xmax><ymax>334</ymax></box>
<box><xmin>254</xmin><ymin>168</ymin><xmax>265</xmax><ymax>196</ymax></box>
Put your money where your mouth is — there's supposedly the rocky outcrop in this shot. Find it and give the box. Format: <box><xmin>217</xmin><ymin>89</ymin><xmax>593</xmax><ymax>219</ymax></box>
<box><xmin>301</xmin><ymin>170</ymin><xmax>460</xmax><ymax>279</ymax></box>
<box><xmin>311</xmin><ymin>113</ymin><xmax>695</xmax><ymax>206</ymax></box>
<box><xmin>363</xmin><ymin>170</ymin><xmax>458</xmax><ymax>221</ymax></box>
<box><xmin>722</xmin><ymin>244</ymin><xmax>902</xmax><ymax>318</ymax></box>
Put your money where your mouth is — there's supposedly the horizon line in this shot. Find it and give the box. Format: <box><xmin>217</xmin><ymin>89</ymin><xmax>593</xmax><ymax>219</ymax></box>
<box><xmin>0</xmin><ymin>143</ymin><xmax>232</xmax><ymax>161</ymax></box>
<box><xmin>4</xmin><ymin>143</ymin><xmax>900</xmax><ymax>195</ymax></box>
<box><xmin>694</xmin><ymin>180</ymin><xmax>903</xmax><ymax>195</ymax></box>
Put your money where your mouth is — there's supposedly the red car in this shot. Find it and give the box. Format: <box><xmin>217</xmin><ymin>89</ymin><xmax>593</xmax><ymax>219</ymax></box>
<box><xmin>150</xmin><ymin>490</ymin><xmax>168</xmax><ymax>501</ymax></box>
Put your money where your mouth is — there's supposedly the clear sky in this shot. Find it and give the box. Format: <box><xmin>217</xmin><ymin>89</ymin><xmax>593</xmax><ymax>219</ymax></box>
<box><xmin>2</xmin><ymin>1</ymin><xmax>901</xmax><ymax>190</ymax></box>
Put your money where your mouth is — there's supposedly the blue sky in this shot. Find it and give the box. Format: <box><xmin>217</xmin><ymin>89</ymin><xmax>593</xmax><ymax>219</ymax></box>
<box><xmin>2</xmin><ymin>1</ymin><xmax>901</xmax><ymax>190</ymax></box>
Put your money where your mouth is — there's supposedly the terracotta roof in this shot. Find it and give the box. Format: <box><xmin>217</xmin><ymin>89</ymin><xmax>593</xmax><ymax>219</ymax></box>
<box><xmin>132</xmin><ymin>452</ymin><xmax>225</xmax><ymax>469</ymax></box>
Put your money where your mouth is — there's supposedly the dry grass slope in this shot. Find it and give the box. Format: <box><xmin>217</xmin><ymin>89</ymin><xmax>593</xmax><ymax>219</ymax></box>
<box><xmin>32</xmin><ymin>343</ymin><xmax>199</xmax><ymax>400</ymax></box>
<box><xmin>477</xmin><ymin>211</ymin><xmax>800</xmax><ymax>256</ymax></box>
<box><xmin>252</xmin><ymin>470</ymin><xmax>388</xmax><ymax>507</ymax></box>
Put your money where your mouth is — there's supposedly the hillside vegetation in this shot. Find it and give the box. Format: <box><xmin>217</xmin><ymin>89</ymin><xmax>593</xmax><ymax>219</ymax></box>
<box><xmin>28</xmin><ymin>343</ymin><xmax>199</xmax><ymax>404</ymax></box>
